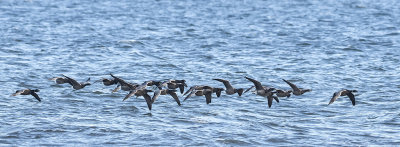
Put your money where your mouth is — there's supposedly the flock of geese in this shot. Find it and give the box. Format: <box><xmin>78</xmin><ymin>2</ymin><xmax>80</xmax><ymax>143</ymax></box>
<box><xmin>12</xmin><ymin>74</ymin><xmax>358</xmax><ymax>110</ymax></box>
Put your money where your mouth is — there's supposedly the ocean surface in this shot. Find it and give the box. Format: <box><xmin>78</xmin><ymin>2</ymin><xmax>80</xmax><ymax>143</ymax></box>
<box><xmin>1</xmin><ymin>0</ymin><xmax>399</xmax><ymax>146</ymax></box>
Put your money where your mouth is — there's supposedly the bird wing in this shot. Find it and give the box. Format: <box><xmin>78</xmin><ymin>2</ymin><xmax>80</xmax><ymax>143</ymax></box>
<box><xmin>346</xmin><ymin>92</ymin><xmax>356</xmax><ymax>106</ymax></box>
<box><xmin>237</xmin><ymin>88</ymin><xmax>244</xmax><ymax>96</ymax></box>
<box><xmin>245</xmin><ymin>77</ymin><xmax>264</xmax><ymax>91</ymax></box>
<box><xmin>151</xmin><ymin>90</ymin><xmax>162</xmax><ymax>104</ymax></box>
<box><xmin>216</xmin><ymin>89</ymin><xmax>222</xmax><ymax>97</ymax></box>
<box><xmin>273</xmin><ymin>96</ymin><xmax>279</xmax><ymax>103</ymax></box>
<box><xmin>110</xmin><ymin>74</ymin><xmax>130</xmax><ymax>86</ymax></box>
<box><xmin>282</xmin><ymin>79</ymin><xmax>300</xmax><ymax>92</ymax></box>
<box><xmin>112</xmin><ymin>85</ymin><xmax>121</xmax><ymax>93</ymax></box>
<box><xmin>30</xmin><ymin>92</ymin><xmax>41</xmax><ymax>102</ymax></box>
<box><xmin>143</xmin><ymin>94</ymin><xmax>153</xmax><ymax>110</ymax></box>
<box><xmin>244</xmin><ymin>86</ymin><xmax>255</xmax><ymax>93</ymax></box>
<box><xmin>184</xmin><ymin>90</ymin><xmax>197</xmax><ymax>101</ymax></box>
<box><xmin>328</xmin><ymin>90</ymin><xmax>343</xmax><ymax>105</ymax></box>
<box><xmin>169</xmin><ymin>92</ymin><xmax>181</xmax><ymax>106</ymax></box>
<box><xmin>123</xmin><ymin>90</ymin><xmax>137</xmax><ymax>101</ymax></box>
<box><xmin>62</xmin><ymin>74</ymin><xmax>80</xmax><ymax>87</ymax></box>
<box><xmin>213</xmin><ymin>79</ymin><xmax>234</xmax><ymax>91</ymax></box>
<box><xmin>183</xmin><ymin>86</ymin><xmax>196</xmax><ymax>96</ymax></box>
<box><xmin>204</xmin><ymin>90</ymin><xmax>212</xmax><ymax>104</ymax></box>
<box><xmin>267</xmin><ymin>96</ymin><xmax>273</xmax><ymax>108</ymax></box>
<box><xmin>135</xmin><ymin>81</ymin><xmax>149</xmax><ymax>90</ymax></box>
<box><xmin>178</xmin><ymin>84</ymin><xmax>185</xmax><ymax>94</ymax></box>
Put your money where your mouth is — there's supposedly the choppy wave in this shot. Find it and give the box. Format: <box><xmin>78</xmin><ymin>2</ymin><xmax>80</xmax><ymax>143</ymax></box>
<box><xmin>1</xmin><ymin>0</ymin><xmax>400</xmax><ymax>146</ymax></box>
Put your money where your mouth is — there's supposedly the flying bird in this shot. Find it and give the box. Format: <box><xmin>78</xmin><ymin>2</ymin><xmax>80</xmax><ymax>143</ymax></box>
<box><xmin>213</xmin><ymin>78</ymin><xmax>244</xmax><ymax>96</ymax></box>
<box><xmin>12</xmin><ymin>89</ymin><xmax>41</xmax><ymax>102</ymax></box>
<box><xmin>282</xmin><ymin>79</ymin><xmax>311</xmax><ymax>96</ymax></box>
<box><xmin>245</xmin><ymin>77</ymin><xmax>278</xmax><ymax>108</ymax></box>
<box><xmin>62</xmin><ymin>74</ymin><xmax>91</xmax><ymax>90</ymax></box>
<box><xmin>328</xmin><ymin>89</ymin><xmax>357</xmax><ymax>106</ymax></box>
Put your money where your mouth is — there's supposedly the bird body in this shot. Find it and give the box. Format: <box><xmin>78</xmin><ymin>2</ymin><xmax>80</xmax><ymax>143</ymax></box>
<box><xmin>152</xmin><ymin>89</ymin><xmax>181</xmax><ymax>106</ymax></box>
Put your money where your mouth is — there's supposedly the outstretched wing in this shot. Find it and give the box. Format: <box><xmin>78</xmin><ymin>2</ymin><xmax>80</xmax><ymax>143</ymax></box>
<box><xmin>267</xmin><ymin>96</ymin><xmax>273</xmax><ymax>108</ymax></box>
<box><xmin>178</xmin><ymin>84</ymin><xmax>185</xmax><ymax>94</ymax></box>
<box><xmin>346</xmin><ymin>92</ymin><xmax>356</xmax><ymax>106</ymax></box>
<box><xmin>237</xmin><ymin>88</ymin><xmax>244</xmax><ymax>96</ymax></box>
<box><xmin>245</xmin><ymin>77</ymin><xmax>265</xmax><ymax>91</ymax></box>
<box><xmin>204</xmin><ymin>90</ymin><xmax>212</xmax><ymax>104</ymax></box>
<box><xmin>169</xmin><ymin>92</ymin><xmax>181</xmax><ymax>106</ymax></box>
<box><xmin>282</xmin><ymin>79</ymin><xmax>300</xmax><ymax>92</ymax></box>
<box><xmin>151</xmin><ymin>90</ymin><xmax>162</xmax><ymax>104</ymax></box>
<box><xmin>244</xmin><ymin>86</ymin><xmax>255</xmax><ymax>93</ymax></box>
<box><xmin>123</xmin><ymin>90</ymin><xmax>136</xmax><ymax>101</ymax></box>
<box><xmin>62</xmin><ymin>74</ymin><xmax>79</xmax><ymax>87</ymax></box>
<box><xmin>110</xmin><ymin>74</ymin><xmax>129</xmax><ymax>86</ymax></box>
<box><xmin>112</xmin><ymin>85</ymin><xmax>121</xmax><ymax>93</ymax></box>
<box><xmin>328</xmin><ymin>90</ymin><xmax>343</xmax><ymax>105</ymax></box>
<box><xmin>30</xmin><ymin>92</ymin><xmax>41</xmax><ymax>102</ymax></box>
<box><xmin>143</xmin><ymin>94</ymin><xmax>153</xmax><ymax>110</ymax></box>
<box><xmin>216</xmin><ymin>89</ymin><xmax>222</xmax><ymax>97</ymax></box>
<box><xmin>183</xmin><ymin>86</ymin><xmax>196</xmax><ymax>96</ymax></box>
<box><xmin>273</xmin><ymin>96</ymin><xmax>279</xmax><ymax>103</ymax></box>
<box><xmin>213</xmin><ymin>79</ymin><xmax>234</xmax><ymax>91</ymax></box>
<box><xmin>183</xmin><ymin>90</ymin><xmax>196</xmax><ymax>101</ymax></box>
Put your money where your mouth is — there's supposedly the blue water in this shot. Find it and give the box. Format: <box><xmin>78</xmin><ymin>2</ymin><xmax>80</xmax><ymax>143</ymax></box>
<box><xmin>1</xmin><ymin>0</ymin><xmax>400</xmax><ymax>146</ymax></box>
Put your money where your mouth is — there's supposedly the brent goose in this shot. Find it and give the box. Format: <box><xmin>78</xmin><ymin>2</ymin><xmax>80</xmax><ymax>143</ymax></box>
<box><xmin>213</xmin><ymin>78</ymin><xmax>244</xmax><ymax>96</ymax></box>
<box><xmin>282</xmin><ymin>79</ymin><xmax>311</xmax><ymax>96</ymax></box>
<box><xmin>245</xmin><ymin>77</ymin><xmax>278</xmax><ymax>108</ymax></box>
<box><xmin>12</xmin><ymin>89</ymin><xmax>41</xmax><ymax>102</ymax></box>
<box><xmin>62</xmin><ymin>74</ymin><xmax>91</xmax><ymax>90</ymax></box>
<box><xmin>329</xmin><ymin>89</ymin><xmax>357</xmax><ymax>106</ymax></box>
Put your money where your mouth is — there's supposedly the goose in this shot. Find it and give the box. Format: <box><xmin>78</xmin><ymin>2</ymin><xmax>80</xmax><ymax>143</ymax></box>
<box><xmin>282</xmin><ymin>79</ymin><xmax>311</xmax><ymax>96</ymax></box>
<box><xmin>328</xmin><ymin>89</ymin><xmax>357</xmax><ymax>106</ymax></box>
<box><xmin>244</xmin><ymin>85</ymin><xmax>274</xmax><ymax>94</ymax></box>
<box><xmin>12</xmin><ymin>89</ymin><xmax>41</xmax><ymax>102</ymax></box>
<box><xmin>245</xmin><ymin>77</ymin><xmax>278</xmax><ymax>108</ymax></box>
<box><xmin>213</xmin><ymin>78</ymin><xmax>244</xmax><ymax>96</ymax></box>
<box><xmin>62</xmin><ymin>74</ymin><xmax>91</xmax><ymax>90</ymax></box>
<box><xmin>110</xmin><ymin>74</ymin><xmax>139</xmax><ymax>92</ymax></box>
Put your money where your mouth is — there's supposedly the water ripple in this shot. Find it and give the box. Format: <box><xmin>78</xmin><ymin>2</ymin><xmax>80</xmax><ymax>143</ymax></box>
<box><xmin>1</xmin><ymin>0</ymin><xmax>400</xmax><ymax>146</ymax></box>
